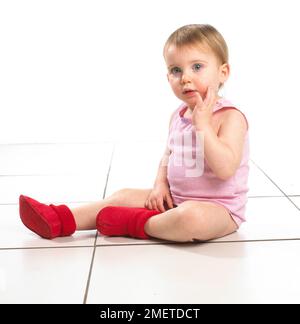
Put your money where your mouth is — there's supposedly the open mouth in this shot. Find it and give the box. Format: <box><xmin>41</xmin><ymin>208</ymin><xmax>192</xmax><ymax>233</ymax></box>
<box><xmin>183</xmin><ymin>89</ymin><xmax>197</xmax><ymax>95</ymax></box>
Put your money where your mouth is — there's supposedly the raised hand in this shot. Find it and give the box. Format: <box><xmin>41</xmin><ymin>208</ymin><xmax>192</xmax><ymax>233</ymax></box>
<box><xmin>191</xmin><ymin>86</ymin><xmax>218</xmax><ymax>130</ymax></box>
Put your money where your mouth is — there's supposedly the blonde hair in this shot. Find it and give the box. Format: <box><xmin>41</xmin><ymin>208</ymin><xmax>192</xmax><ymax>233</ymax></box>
<box><xmin>164</xmin><ymin>24</ymin><xmax>229</xmax><ymax>65</ymax></box>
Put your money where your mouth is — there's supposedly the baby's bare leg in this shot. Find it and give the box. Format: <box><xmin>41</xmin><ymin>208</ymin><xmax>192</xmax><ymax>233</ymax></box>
<box><xmin>72</xmin><ymin>188</ymin><xmax>152</xmax><ymax>230</ymax></box>
<box><xmin>144</xmin><ymin>200</ymin><xmax>238</xmax><ymax>242</ymax></box>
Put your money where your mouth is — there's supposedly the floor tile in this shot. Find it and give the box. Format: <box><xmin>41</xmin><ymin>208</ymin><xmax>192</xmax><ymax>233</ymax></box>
<box><xmin>0</xmin><ymin>142</ymin><xmax>113</xmax><ymax>175</ymax></box>
<box><xmin>0</xmin><ymin>174</ymin><xmax>107</xmax><ymax>204</ymax></box>
<box><xmin>248</xmin><ymin>160</ymin><xmax>283</xmax><ymax>197</ymax></box>
<box><xmin>289</xmin><ymin>196</ymin><xmax>300</xmax><ymax>210</ymax></box>
<box><xmin>250</xmin><ymin>155</ymin><xmax>300</xmax><ymax>196</ymax></box>
<box><xmin>0</xmin><ymin>204</ymin><xmax>96</xmax><ymax>248</ymax></box>
<box><xmin>215</xmin><ymin>196</ymin><xmax>300</xmax><ymax>242</ymax></box>
<box><xmin>87</xmin><ymin>241</ymin><xmax>300</xmax><ymax>304</ymax></box>
<box><xmin>105</xmin><ymin>140</ymin><xmax>166</xmax><ymax>196</ymax></box>
<box><xmin>0</xmin><ymin>142</ymin><xmax>113</xmax><ymax>204</ymax></box>
<box><xmin>0</xmin><ymin>247</ymin><xmax>93</xmax><ymax>304</ymax></box>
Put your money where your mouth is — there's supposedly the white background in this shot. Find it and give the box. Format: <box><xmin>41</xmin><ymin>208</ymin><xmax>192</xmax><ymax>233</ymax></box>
<box><xmin>1</xmin><ymin>0</ymin><xmax>299</xmax><ymax>160</ymax></box>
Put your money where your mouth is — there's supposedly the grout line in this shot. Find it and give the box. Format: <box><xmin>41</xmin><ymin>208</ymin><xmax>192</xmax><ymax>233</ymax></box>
<box><xmin>94</xmin><ymin>237</ymin><xmax>300</xmax><ymax>247</ymax></box>
<box><xmin>82</xmin><ymin>232</ymin><xmax>98</xmax><ymax>304</ymax></box>
<box><xmin>195</xmin><ymin>237</ymin><xmax>300</xmax><ymax>244</ymax></box>
<box><xmin>250</xmin><ymin>159</ymin><xmax>300</xmax><ymax>212</ymax></box>
<box><xmin>82</xmin><ymin>143</ymin><xmax>116</xmax><ymax>304</ymax></box>
<box><xmin>2</xmin><ymin>236</ymin><xmax>300</xmax><ymax>252</ymax></box>
<box><xmin>102</xmin><ymin>143</ymin><xmax>116</xmax><ymax>199</ymax></box>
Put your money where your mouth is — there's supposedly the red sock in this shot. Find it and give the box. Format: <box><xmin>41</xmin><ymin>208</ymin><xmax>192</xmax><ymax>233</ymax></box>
<box><xmin>19</xmin><ymin>195</ymin><xmax>76</xmax><ymax>239</ymax></box>
<box><xmin>96</xmin><ymin>206</ymin><xmax>161</xmax><ymax>239</ymax></box>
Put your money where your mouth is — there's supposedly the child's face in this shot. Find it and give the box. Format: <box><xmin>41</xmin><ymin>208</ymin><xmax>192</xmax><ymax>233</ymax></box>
<box><xmin>164</xmin><ymin>44</ymin><xmax>229</xmax><ymax>109</ymax></box>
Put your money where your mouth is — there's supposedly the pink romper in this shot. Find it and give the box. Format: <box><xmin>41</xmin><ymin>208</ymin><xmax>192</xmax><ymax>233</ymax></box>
<box><xmin>167</xmin><ymin>98</ymin><xmax>249</xmax><ymax>227</ymax></box>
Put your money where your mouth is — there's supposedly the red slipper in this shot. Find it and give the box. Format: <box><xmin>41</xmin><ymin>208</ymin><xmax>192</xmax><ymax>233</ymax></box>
<box><xmin>96</xmin><ymin>206</ymin><xmax>161</xmax><ymax>239</ymax></box>
<box><xmin>19</xmin><ymin>195</ymin><xmax>76</xmax><ymax>239</ymax></box>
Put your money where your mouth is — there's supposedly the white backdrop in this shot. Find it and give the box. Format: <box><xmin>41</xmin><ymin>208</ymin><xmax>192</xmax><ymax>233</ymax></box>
<box><xmin>1</xmin><ymin>0</ymin><xmax>299</xmax><ymax>159</ymax></box>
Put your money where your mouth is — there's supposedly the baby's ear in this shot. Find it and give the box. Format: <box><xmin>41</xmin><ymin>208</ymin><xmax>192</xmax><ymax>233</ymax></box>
<box><xmin>219</xmin><ymin>63</ymin><xmax>230</xmax><ymax>83</ymax></box>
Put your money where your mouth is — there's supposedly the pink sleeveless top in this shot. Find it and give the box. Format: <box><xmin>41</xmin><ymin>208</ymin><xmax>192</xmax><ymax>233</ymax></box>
<box><xmin>167</xmin><ymin>98</ymin><xmax>249</xmax><ymax>226</ymax></box>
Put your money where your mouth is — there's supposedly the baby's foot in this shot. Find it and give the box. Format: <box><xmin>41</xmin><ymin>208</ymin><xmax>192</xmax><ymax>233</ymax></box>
<box><xmin>19</xmin><ymin>195</ymin><xmax>76</xmax><ymax>239</ymax></box>
<box><xmin>96</xmin><ymin>206</ymin><xmax>160</xmax><ymax>239</ymax></box>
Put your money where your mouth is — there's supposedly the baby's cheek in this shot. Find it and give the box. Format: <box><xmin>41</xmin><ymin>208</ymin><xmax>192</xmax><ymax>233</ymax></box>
<box><xmin>196</xmin><ymin>84</ymin><xmax>208</xmax><ymax>99</ymax></box>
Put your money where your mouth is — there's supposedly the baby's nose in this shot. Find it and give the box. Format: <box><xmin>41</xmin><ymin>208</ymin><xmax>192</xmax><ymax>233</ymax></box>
<box><xmin>181</xmin><ymin>72</ymin><xmax>192</xmax><ymax>84</ymax></box>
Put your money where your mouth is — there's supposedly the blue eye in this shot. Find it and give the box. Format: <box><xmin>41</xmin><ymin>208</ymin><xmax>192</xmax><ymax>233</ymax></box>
<box><xmin>192</xmin><ymin>63</ymin><xmax>202</xmax><ymax>71</ymax></box>
<box><xmin>170</xmin><ymin>67</ymin><xmax>182</xmax><ymax>75</ymax></box>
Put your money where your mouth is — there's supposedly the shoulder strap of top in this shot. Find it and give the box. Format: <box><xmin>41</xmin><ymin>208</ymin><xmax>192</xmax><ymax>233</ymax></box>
<box><xmin>214</xmin><ymin>106</ymin><xmax>249</xmax><ymax>130</ymax></box>
<box><xmin>168</xmin><ymin>104</ymin><xmax>186</xmax><ymax>131</ymax></box>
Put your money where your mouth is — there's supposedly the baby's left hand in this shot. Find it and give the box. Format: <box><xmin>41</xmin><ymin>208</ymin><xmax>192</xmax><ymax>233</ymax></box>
<box><xmin>192</xmin><ymin>86</ymin><xmax>217</xmax><ymax>130</ymax></box>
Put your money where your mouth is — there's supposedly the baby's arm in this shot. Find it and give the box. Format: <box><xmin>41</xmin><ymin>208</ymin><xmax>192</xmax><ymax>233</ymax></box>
<box><xmin>192</xmin><ymin>89</ymin><xmax>247</xmax><ymax>180</ymax></box>
<box><xmin>200</xmin><ymin>109</ymin><xmax>247</xmax><ymax>180</ymax></box>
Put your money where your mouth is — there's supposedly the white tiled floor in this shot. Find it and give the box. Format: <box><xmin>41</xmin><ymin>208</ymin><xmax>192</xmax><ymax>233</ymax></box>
<box><xmin>1</xmin><ymin>142</ymin><xmax>300</xmax><ymax>304</ymax></box>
